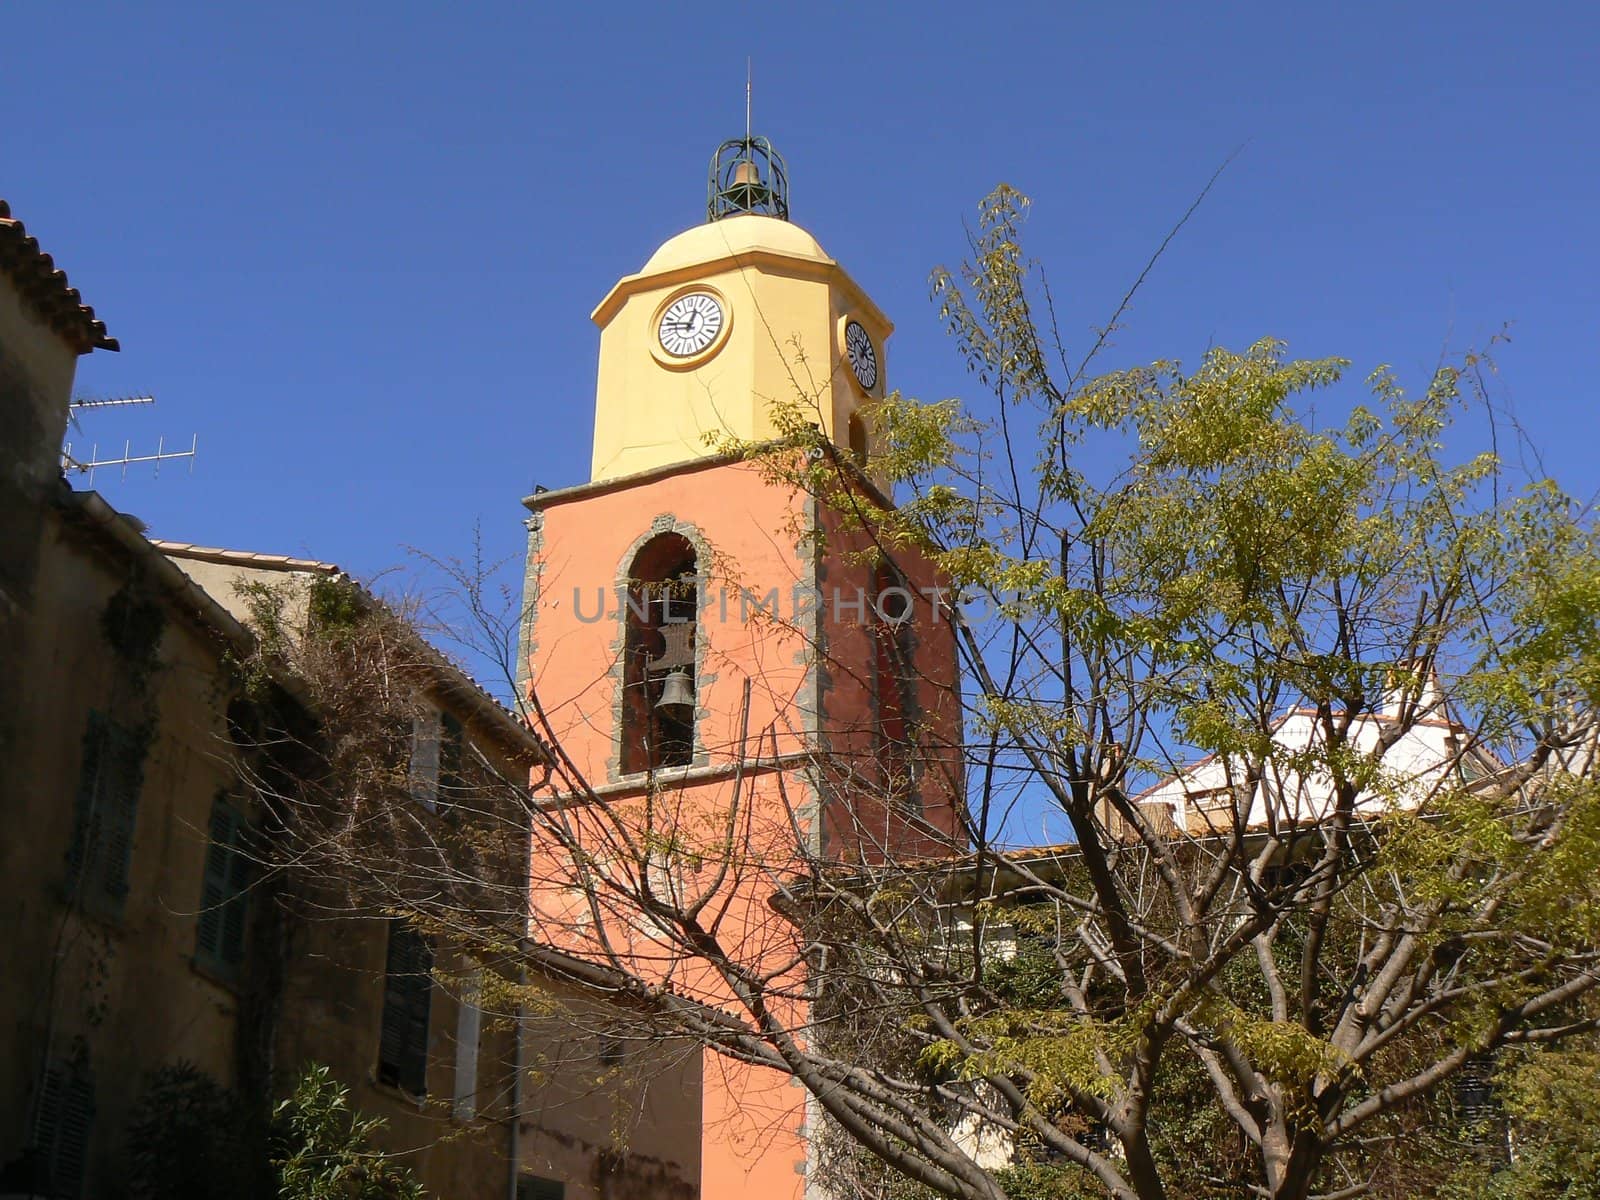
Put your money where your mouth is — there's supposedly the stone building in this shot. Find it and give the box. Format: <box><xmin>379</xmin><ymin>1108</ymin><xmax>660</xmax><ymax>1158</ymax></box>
<box><xmin>1</xmin><ymin>196</ymin><xmax>701</xmax><ymax>1200</ymax></box>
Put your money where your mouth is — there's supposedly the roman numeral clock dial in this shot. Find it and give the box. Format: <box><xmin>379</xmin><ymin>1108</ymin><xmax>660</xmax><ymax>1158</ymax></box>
<box><xmin>658</xmin><ymin>292</ymin><xmax>725</xmax><ymax>358</ymax></box>
<box><xmin>845</xmin><ymin>319</ymin><xmax>878</xmax><ymax>392</ymax></box>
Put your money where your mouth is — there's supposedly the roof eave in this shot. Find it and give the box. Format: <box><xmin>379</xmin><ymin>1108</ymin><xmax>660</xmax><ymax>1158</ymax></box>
<box><xmin>0</xmin><ymin>203</ymin><xmax>118</xmax><ymax>354</ymax></box>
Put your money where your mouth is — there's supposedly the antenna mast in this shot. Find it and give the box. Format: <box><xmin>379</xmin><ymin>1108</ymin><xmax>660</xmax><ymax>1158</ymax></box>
<box><xmin>61</xmin><ymin>392</ymin><xmax>198</xmax><ymax>483</ymax></box>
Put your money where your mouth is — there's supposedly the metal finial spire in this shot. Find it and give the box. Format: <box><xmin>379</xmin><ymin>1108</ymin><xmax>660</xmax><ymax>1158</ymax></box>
<box><xmin>745</xmin><ymin>58</ymin><xmax>752</xmax><ymax>140</ymax></box>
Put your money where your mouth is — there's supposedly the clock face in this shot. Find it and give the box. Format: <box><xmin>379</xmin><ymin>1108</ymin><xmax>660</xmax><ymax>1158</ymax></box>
<box><xmin>658</xmin><ymin>292</ymin><xmax>725</xmax><ymax>358</ymax></box>
<box><xmin>845</xmin><ymin>320</ymin><xmax>878</xmax><ymax>392</ymax></box>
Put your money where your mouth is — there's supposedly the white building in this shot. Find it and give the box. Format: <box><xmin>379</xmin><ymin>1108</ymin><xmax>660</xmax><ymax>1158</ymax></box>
<box><xmin>1134</xmin><ymin>671</ymin><xmax>1501</xmax><ymax>835</ymax></box>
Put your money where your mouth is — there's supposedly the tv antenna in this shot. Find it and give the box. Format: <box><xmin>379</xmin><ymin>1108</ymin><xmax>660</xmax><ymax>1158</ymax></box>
<box><xmin>61</xmin><ymin>393</ymin><xmax>198</xmax><ymax>483</ymax></box>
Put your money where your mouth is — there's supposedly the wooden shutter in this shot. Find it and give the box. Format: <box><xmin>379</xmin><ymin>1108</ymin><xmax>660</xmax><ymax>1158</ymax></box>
<box><xmin>379</xmin><ymin>922</ymin><xmax>432</xmax><ymax>1096</ymax></box>
<box><xmin>439</xmin><ymin>711</ymin><xmax>465</xmax><ymax>804</ymax></box>
<box><xmin>451</xmin><ymin>968</ymin><xmax>483</xmax><ymax>1122</ymax></box>
<box><xmin>98</xmin><ymin>721</ymin><xmax>145</xmax><ymax>902</ymax></box>
<box><xmin>196</xmin><ymin>802</ymin><xmax>252</xmax><ymax>972</ymax></box>
<box><xmin>67</xmin><ymin>712</ymin><xmax>147</xmax><ymax>911</ymax></box>
<box><xmin>220</xmin><ymin>815</ymin><xmax>251</xmax><ymax>966</ymax></box>
<box><xmin>55</xmin><ymin>1069</ymin><xmax>94</xmax><ymax>1199</ymax></box>
<box><xmin>65</xmin><ymin>714</ymin><xmax>108</xmax><ymax>883</ymax></box>
<box><xmin>409</xmin><ymin>710</ymin><xmax>440</xmax><ymax>811</ymax></box>
<box><xmin>33</xmin><ymin>1057</ymin><xmax>94</xmax><ymax>1199</ymax></box>
<box><xmin>195</xmin><ymin>806</ymin><xmax>230</xmax><ymax>961</ymax></box>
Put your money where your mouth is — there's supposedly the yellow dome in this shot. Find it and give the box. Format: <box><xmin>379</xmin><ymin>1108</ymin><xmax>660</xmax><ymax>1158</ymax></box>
<box><xmin>640</xmin><ymin>214</ymin><xmax>832</xmax><ymax>276</ymax></box>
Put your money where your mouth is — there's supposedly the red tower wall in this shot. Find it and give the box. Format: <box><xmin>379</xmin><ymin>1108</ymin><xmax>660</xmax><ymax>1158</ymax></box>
<box><xmin>523</xmin><ymin>456</ymin><xmax>964</xmax><ymax>1200</ymax></box>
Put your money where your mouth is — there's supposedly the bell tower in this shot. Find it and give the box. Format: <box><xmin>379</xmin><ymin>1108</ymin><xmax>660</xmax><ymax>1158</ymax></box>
<box><xmin>519</xmin><ymin>136</ymin><xmax>963</xmax><ymax>1200</ymax></box>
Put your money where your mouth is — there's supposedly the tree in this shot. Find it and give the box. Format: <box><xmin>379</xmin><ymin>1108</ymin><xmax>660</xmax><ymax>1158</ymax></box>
<box><xmin>125</xmin><ymin>1063</ymin><xmax>271</xmax><ymax>1200</ymax></box>
<box><xmin>272</xmin><ymin>1064</ymin><xmax>426</xmax><ymax>1200</ymax></box>
<box><xmin>121</xmin><ymin>1062</ymin><xmax>426</xmax><ymax>1200</ymax></box>
<box><xmin>1442</xmin><ymin>1033</ymin><xmax>1600</xmax><ymax>1199</ymax></box>
<box><xmin>233</xmin><ymin>187</ymin><xmax>1600</xmax><ymax>1200</ymax></box>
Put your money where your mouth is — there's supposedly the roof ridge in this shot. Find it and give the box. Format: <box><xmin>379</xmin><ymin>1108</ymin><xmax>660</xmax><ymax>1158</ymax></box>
<box><xmin>149</xmin><ymin>538</ymin><xmax>343</xmax><ymax>574</ymax></box>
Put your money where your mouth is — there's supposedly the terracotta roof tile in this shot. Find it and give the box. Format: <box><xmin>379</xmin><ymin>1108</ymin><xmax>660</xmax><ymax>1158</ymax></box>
<box><xmin>149</xmin><ymin>539</ymin><xmax>342</xmax><ymax>574</ymax></box>
<box><xmin>0</xmin><ymin>198</ymin><xmax>118</xmax><ymax>354</ymax></box>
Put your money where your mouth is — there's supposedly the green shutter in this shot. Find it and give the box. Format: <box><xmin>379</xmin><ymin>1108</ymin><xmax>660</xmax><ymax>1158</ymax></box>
<box><xmin>379</xmin><ymin>923</ymin><xmax>432</xmax><ymax>1095</ymax></box>
<box><xmin>220</xmin><ymin>816</ymin><xmax>252</xmax><ymax>966</ymax></box>
<box><xmin>98</xmin><ymin>723</ymin><xmax>145</xmax><ymax>901</ymax></box>
<box><xmin>65</xmin><ymin>715</ymin><xmax>108</xmax><ymax>882</ymax></box>
<box><xmin>67</xmin><ymin>712</ymin><xmax>147</xmax><ymax>913</ymax></box>
<box><xmin>196</xmin><ymin>802</ymin><xmax>252</xmax><ymax>974</ymax></box>
<box><xmin>33</xmin><ymin>1057</ymin><xmax>94</xmax><ymax>1200</ymax></box>
<box><xmin>439</xmin><ymin>712</ymin><xmax>465</xmax><ymax>803</ymax></box>
<box><xmin>55</xmin><ymin>1070</ymin><xmax>94</xmax><ymax>1199</ymax></box>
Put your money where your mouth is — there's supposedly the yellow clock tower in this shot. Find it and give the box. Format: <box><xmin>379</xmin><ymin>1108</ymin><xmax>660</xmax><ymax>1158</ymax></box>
<box><xmin>588</xmin><ymin>180</ymin><xmax>893</xmax><ymax>482</ymax></box>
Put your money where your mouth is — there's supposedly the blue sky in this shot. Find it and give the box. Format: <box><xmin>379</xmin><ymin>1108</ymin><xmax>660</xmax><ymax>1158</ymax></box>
<box><xmin>6</xmin><ymin>1</ymin><xmax>1597</xmax><ymax>596</ymax></box>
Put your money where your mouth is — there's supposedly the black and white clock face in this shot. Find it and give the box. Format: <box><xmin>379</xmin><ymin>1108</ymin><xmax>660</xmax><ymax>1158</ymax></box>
<box><xmin>658</xmin><ymin>292</ymin><xmax>725</xmax><ymax>358</ymax></box>
<box><xmin>845</xmin><ymin>320</ymin><xmax>878</xmax><ymax>391</ymax></box>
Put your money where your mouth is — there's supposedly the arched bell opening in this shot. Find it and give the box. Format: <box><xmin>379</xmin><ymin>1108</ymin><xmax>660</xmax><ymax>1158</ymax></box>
<box><xmin>848</xmin><ymin>411</ymin><xmax>869</xmax><ymax>470</ymax></box>
<box><xmin>620</xmin><ymin>532</ymin><xmax>699</xmax><ymax>774</ymax></box>
<box><xmin>871</xmin><ymin>559</ymin><xmax>919</xmax><ymax>809</ymax></box>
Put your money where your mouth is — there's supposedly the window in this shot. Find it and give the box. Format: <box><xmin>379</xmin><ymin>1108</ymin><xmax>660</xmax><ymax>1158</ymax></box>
<box><xmin>1453</xmin><ymin>1054</ymin><xmax>1507</xmax><ymax>1153</ymax></box>
<box><xmin>1185</xmin><ymin>787</ymin><xmax>1234</xmax><ymax>828</ymax></box>
<box><xmin>517</xmin><ymin>1176</ymin><xmax>565</xmax><ymax>1200</ymax></box>
<box><xmin>66</xmin><ymin>711</ymin><xmax>148</xmax><ymax>915</ymax></box>
<box><xmin>378</xmin><ymin>921</ymin><xmax>432</xmax><ymax>1096</ymax></box>
<box><xmin>412</xmin><ymin>707</ymin><xmax>469</xmax><ymax>812</ymax></box>
<box><xmin>872</xmin><ymin>561</ymin><xmax>918</xmax><ymax>808</ymax></box>
<box><xmin>848</xmin><ymin>411</ymin><xmax>869</xmax><ymax>469</ymax></box>
<box><xmin>31</xmin><ymin>1054</ymin><xmax>94</xmax><ymax>1199</ymax></box>
<box><xmin>409</xmin><ymin>708</ymin><xmax>440</xmax><ymax>812</ymax></box>
<box><xmin>195</xmin><ymin>800</ymin><xmax>252</xmax><ymax>977</ymax></box>
<box><xmin>620</xmin><ymin>533</ymin><xmax>698</xmax><ymax>775</ymax></box>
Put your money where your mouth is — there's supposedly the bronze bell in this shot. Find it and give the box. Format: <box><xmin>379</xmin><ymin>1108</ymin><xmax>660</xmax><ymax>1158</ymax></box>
<box><xmin>655</xmin><ymin>670</ymin><xmax>695</xmax><ymax>710</ymax></box>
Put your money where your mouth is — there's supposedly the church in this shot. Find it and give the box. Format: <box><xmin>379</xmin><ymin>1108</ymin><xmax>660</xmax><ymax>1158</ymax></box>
<box><xmin>0</xmin><ymin>131</ymin><xmax>969</xmax><ymax>1200</ymax></box>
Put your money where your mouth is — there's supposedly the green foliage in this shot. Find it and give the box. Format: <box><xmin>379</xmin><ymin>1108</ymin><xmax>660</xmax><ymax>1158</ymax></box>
<box><xmin>122</xmin><ymin>1063</ymin><xmax>427</xmax><ymax>1200</ymax></box>
<box><xmin>832</xmin><ymin>184</ymin><xmax>1600</xmax><ymax>1200</ymax></box>
<box><xmin>1442</xmin><ymin>1045</ymin><xmax>1600</xmax><ymax>1199</ymax></box>
<box><xmin>307</xmin><ymin>576</ymin><xmax>368</xmax><ymax>638</ymax></box>
<box><xmin>272</xmin><ymin>1064</ymin><xmax>426</xmax><ymax>1200</ymax></box>
<box><xmin>993</xmin><ymin>1162</ymin><xmax>1110</xmax><ymax>1200</ymax></box>
<box><xmin>125</xmin><ymin>1063</ymin><xmax>270</xmax><ymax>1200</ymax></box>
<box><xmin>101</xmin><ymin>585</ymin><xmax>166</xmax><ymax>667</ymax></box>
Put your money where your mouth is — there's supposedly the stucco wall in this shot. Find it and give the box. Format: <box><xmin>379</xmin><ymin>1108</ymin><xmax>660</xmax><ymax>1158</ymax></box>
<box><xmin>522</xmin><ymin>457</ymin><xmax>966</xmax><ymax>1200</ymax></box>
<box><xmin>273</xmin><ymin>906</ymin><xmax>520</xmax><ymax>1197</ymax></box>
<box><xmin>517</xmin><ymin>985</ymin><xmax>702</xmax><ymax>1200</ymax></box>
<box><xmin>0</xmin><ymin>510</ymin><xmax>248</xmax><ymax>1194</ymax></box>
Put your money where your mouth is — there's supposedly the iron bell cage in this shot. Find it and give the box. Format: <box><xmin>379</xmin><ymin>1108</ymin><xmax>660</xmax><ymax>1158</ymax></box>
<box><xmin>707</xmin><ymin>136</ymin><xmax>790</xmax><ymax>223</ymax></box>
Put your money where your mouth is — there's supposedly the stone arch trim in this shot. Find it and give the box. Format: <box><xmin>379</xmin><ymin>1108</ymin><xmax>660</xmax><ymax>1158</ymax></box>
<box><xmin>605</xmin><ymin>514</ymin><xmax>718</xmax><ymax>781</ymax></box>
